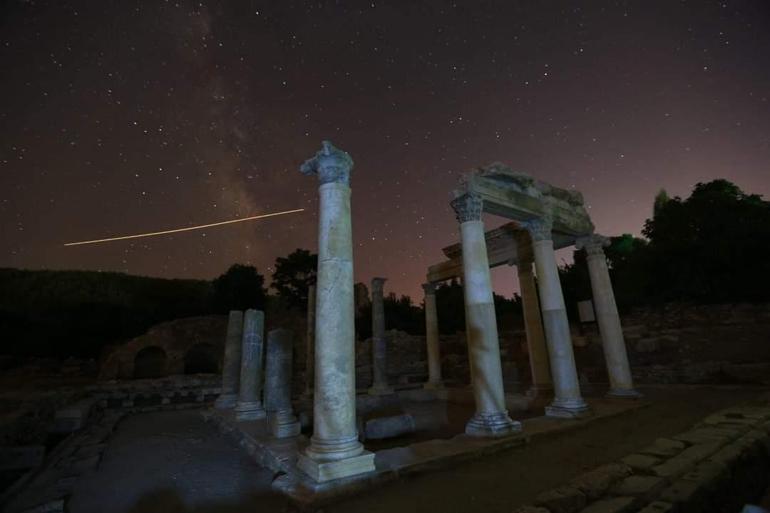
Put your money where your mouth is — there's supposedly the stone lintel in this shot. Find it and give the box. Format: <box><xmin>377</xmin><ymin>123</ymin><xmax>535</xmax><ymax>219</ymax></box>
<box><xmin>297</xmin><ymin>451</ymin><xmax>376</xmax><ymax>483</ymax></box>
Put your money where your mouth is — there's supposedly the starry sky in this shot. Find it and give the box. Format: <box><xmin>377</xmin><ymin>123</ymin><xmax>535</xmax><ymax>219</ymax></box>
<box><xmin>2</xmin><ymin>1</ymin><xmax>769</xmax><ymax>300</ymax></box>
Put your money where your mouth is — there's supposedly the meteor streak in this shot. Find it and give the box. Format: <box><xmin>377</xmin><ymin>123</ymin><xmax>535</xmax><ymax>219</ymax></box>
<box><xmin>64</xmin><ymin>208</ymin><xmax>305</xmax><ymax>247</ymax></box>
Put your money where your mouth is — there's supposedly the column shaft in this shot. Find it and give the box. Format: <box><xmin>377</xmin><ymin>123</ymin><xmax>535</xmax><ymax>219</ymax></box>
<box><xmin>423</xmin><ymin>283</ymin><xmax>443</xmax><ymax>389</ymax></box>
<box><xmin>215</xmin><ymin>310</ymin><xmax>243</xmax><ymax>409</ymax></box>
<box><xmin>304</xmin><ymin>284</ymin><xmax>316</xmax><ymax>397</ymax></box>
<box><xmin>234</xmin><ymin>309</ymin><xmax>266</xmax><ymax>420</ymax></box>
<box><xmin>265</xmin><ymin>329</ymin><xmax>301</xmax><ymax>438</ymax></box>
<box><xmin>517</xmin><ymin>263</ymin><xmax>552</xmax><ymax>394</ymax></box>
<box><xmin>530</xmin><ymin>232</ymin><xmax>590</xmax><ymax>418</ymax></box>
<box><xmin>581</xmin><ymin>237</ymin><xmax>639</xmax><ymax>397</ymax></box>
<box><xmin>369</xmin><ymin>277</ymin><xmax>393</xmax><ymax>395</ymax></box>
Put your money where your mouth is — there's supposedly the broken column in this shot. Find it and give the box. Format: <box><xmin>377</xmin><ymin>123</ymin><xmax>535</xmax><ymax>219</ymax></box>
<box><xmin>215</xmin><ymin>310</ymin><xmax>243</xmax><ymax>409</ymax></box>
<box><xmin>303</xmin><ymin>283</ymin><xmax>316</xmax><ymax>399</ymax></box>
<box><xmin>512</xmin><ymin>235</ymin><xmax>552</xmax><ymax>396</ymax></box>
<box><xmin>525</xmin><ymin>217</ymin><xmax>590</xmax><ymax>418</ymax></box>
<box><xmin>297</xmin><ymin>141</ymin><xmax>374</xmax><ymax>482</ymax></box>
<box><xmin>422</xmin><ymin>282</ymin><xmax>444</xmax><ymax>390</ymax></box>
<box><xmin>264</xmin><ymin>328</ymin><xmax>301</xmax><ymax>438</ymax></box>
<box><xmin>577</xmin><ymin>234</ymin><xmax>640</xmax><ymax>398</ymax></box>
<box><xmin>368</xmin><ymin>277</ymin><xmax>393</xmax><ymax>395</ymax></box>
<box><xmin>451</xmin><ymin>193</ymin><xmax>520</xmax><ymax>436</ymax></box>
<box><xmin>234</xmin><ymin>309</ymin><xmax>267</xmax><ymax>421</ymax></box>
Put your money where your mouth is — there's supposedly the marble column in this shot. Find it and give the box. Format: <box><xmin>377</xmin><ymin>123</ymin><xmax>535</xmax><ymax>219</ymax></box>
<box><xmin>264</xmin><ymin>328</ymin><xmax>301</xmax><ymax>438</ymax></box>
<box><xmin>368</xmin><ymin>277</ymin><xmax>393</xmax><ymax>395</ymax></box>
<box><xmin>451</xmin><ymin>193</ymin><xmax>520</xmax><ymax>436</ymax></box>
<box><xmin>577</xmin><ymin>234</ymin><xmax>640</xmax><ymax>398</ymax></box>
<box><xmin>525</xmin><ymin>217</ymin><xmax>590</xmax><ymax>418</ymax></box>
<box><xmin>234</xmin><ymin>309</ymin><xmax>267</xmax><ymax>421</ymax></box>
<box><xmin>422</xmin><ymin>282</ymin><xmax>444</xmax><ymax>390</ymax></box>
<box><xmin>296</xmin><ymin>141</ymin><xmax>374</xmax><ymax>482</ymax></box>
<box><xmin>516</xmin><ymin>259</ymin><xmax>553</xmax><ymax>396</ymax></box>
<box><xmin>215</xmin><ymin>310</ymin><xmax>244</xmax><ymax>409</ymax></box>
<box><xmin>303</xmin><ymin>283</ymin><xmax>316</xmax><ymax>399</ymax></box>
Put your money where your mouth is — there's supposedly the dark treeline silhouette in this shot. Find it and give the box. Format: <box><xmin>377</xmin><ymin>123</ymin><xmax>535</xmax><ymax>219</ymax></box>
<box><xmin>560</xmin><ymin>179</ymin><xmax>770</xmax><ymax>317</ymax></box>
<box><xmin>3</xmin><ymin>179</ymin><xmax>767</xmax><ymax>360</ymax></box>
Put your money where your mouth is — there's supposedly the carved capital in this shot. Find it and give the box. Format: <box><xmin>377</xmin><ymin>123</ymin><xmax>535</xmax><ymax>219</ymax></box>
<box><xmin>450</xmin><ymin>193</ymin><xmax>483</xmax><ymax>223</ymax></box>
<box><xmin>371</xmin><ymin>277</ymin><xmax>387</xmax><ymax>293</ymax></box>
<box><xmin>523</xmin><ymin>216</ymin><xmax>553</xmax><ymax>242</ymax></box>
<box><xmin>576</xmin><ymin>234</ymin><xmax>609</xmax><ymax>257</ymax></box>
<box><xmin>300</xmin><ymin>140</ymin><xmax>354</xmax><ymax>185</ymax></box>
<box><xmin>422</xmin><ymin>282</ymin><xmax>436</xmax><ymax>295</ymax></box>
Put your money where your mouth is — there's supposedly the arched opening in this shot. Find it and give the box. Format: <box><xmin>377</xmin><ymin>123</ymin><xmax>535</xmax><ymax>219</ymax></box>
<box><xmin>133</xmin><ymin>346</ymin><xmax>167</xmax><ymax>379</ymax></box>
<box><xmin>184</xmin><ymin>343</ymin><xmax>218</xmax><ymax>374</ymax></box>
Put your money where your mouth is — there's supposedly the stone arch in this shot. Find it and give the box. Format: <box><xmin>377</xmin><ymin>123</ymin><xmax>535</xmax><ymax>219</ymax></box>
<box><xmin>184</xmin><ymin>343</ymin><xmax>218</xmax><ymax>374</ymax></box>
<box><xmin>133</xmin><ymin>346</ymin><xmax>167</xmax><ymax>379</ymax></box>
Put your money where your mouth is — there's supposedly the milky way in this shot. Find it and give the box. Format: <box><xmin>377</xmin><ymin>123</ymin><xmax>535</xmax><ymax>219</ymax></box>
<box><xmin>2</xmin><ymin>1</ymin><xmax>769</xmax><ymax>300</ymax></box>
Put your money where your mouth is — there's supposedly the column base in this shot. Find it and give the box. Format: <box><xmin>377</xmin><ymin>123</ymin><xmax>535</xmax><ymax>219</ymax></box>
<box><xmin>545</xmin><ymin>398</ymin><xmax>591</xmax><ymax>419</ymax></box>
<box><xmin>269</xmin><ymin>411</ymin><xmax>301</xmax><ymax>438</ymax></box>
<box><xmin>297</xmin><ymin>451</ymin><xmax>375</xmax><ymax>482</ymax></box>
<box><xmin>368</xmin><ymin>385</ymin><xmax>394</xmax><ymax>396</ymax></box>
<box><xmin>214</xmin><ymin>393</ymin><xmax>238</xmax><ymax>409</ymax></box>
<box><xmin>607</xmin><ymin>388</ymin><xmax>643</xmax><ymax>399</ymax></box>
<box><xmin>465</xmin><ymin>411</ymin><xmax>522</xmax><ymax>437</ymax></box>
<box><xmin>234</xmin><ymin>401</ymin><xmax>266</xmax><ymax>421</ymax></box>
<box><xmin>423</xmin><ymin>381</ymin><xmax>444</xmax><ymax>391</ymax></box>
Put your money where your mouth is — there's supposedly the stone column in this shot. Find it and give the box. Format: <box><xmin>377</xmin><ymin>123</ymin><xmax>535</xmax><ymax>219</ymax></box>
<box><xmin>215</xmin><ymin>310</ymin><xmax>244</xmax><ymax>409</ymax></box>
<box><xmin>264</xmin><ymin>329</ymin><xmax>301</xmax><ymax>438</ymax></box>
<box><xmin>422</xmin><ymin>282</ymin><xmax>444</xmax><ymax>390</ymax></box>
<box><xmin>296</xmin><ymin>141</ymin><xmax>374</xmax><ymax>482</ymax></box>
<box><xmin>451</xmin><ymin>193</ymin><xmax>520</xmax><ymax>436</ymax></box>
<box><xmin>525</xmin><ymin>217</ymin><xmax>590</xmax><ymax>418</ymax></box>
<box><xmin>303</xmin><ymin>283</ymin><xmax>316</xmax><ymax>399</ymax></box>
<box><xmin>516</xmin><ymin>260</ymin><xmax>553</xmax><ymax>396</ymax></box>
<box><xmin>577</xmin><ymin>234</ymin><xmax>640</xmax><ymax>398</ymax></box>
<box><xmin>234</xmin><ymin>309</ymin><xmax>267</xmax><ymax>421</ymax></box>
<box><xmin>368</xmin><ymin>277</ymin><xmax>393</xmax><ymax>395</ymax></box>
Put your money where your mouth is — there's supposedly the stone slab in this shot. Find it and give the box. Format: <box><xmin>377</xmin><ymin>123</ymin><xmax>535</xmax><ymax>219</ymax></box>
<box><xmin>534</xmin><ymin>485</ymin><xmax>587</xmax><ymax>513</ymax></box>
<box><xmin>296</xmin><ymin>451</ymin><xmax>376</xmax><ymax>483</ymax></box>
<box><xmin>620</xmin><ymin>454</ymin><xmax>661</xmax><ymax>473</ymax></box>
<box><xmin>577</xmin><ymin>496</ymin><xmax>636</xmax><ymax>513</ymax></box>
<box><xmin>608</xmin><ymin>475</ymin><xmax>667</xmax><ymax>499</ymax></box>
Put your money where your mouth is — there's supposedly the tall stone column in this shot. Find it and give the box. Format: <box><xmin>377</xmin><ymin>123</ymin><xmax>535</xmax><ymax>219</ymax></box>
<box><xmin>368</xmin><ymin>277</ymin><xmax>393</xmax><ymax>395</ymax></box>
<box><xmin>264</xmin><ymin>329</ymin><xmax>301</xmax><ymax>438</ymax></box>
<box><xmin>525</xmin><ymin>217</ymin><xmax>590</xmax><ymax>418</ymax></box>
<box><xmin>422</xmin><ymin>282</ymin><xmax>444</xmax><ymax>390</ymax></box>
<box><xmin>234</xmin><ymin>309</ymin><xmax>267</xmax><ymax>421</ymax></box>
<box><xmin>297</xmin><ymin>141</ymin><xmax>374</xmax><ymax>482</ymax></box>
<box><xmin>577</xmin><ymin>234</ymin><xmax>640</xmax><ymax>398</ymax></box>
<box><xmin>516</xmin><ymin>260</ymin><xmax>552</xmax><ymax>396</ymax></box>
<box><xmin>215</xmin><ymin>310</ymin><xmax>244</xmax><ymax>409</ymax></box>
<box><xmin>451</xmin><ymin>193</ymin><xmax>520</xmax><ymax>436</ymax></box>
<box><xmin>303</xmin><ymin>283</ymin><xmax>316</xmax><ymax>399</ymax></box>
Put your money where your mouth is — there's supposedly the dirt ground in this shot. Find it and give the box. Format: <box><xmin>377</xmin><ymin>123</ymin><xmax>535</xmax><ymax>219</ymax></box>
<box><xmin>68</xmin><ymin>386</ymin><xmax>768</xmax><ymax>513</ymax></box>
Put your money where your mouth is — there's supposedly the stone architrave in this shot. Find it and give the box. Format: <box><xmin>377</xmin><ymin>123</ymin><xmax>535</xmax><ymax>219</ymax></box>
<box><xmin>234</xmin><ymin>309</ymin><xmax>267</xmax><ymax>421</ymax></box>
<box><xmin>296</xmin><ymin>141</ymin><xmax>375</xmax><ymax>482</ymax></box>
<box><xmin>515</xmin><ymin>257</ymin><xmax>553</xmax><ymax>396</ymax></box>
<box><xmin>215</xmin><ymin>310</ymin><xmax>244</xmax><ymax>409</ymax></box>
<box><xmin>577</xmin><ymin>234</ymin><xmax>640</xmax><ymax>398</ymax></box>
<box><xmin>264</xmin><ymin>329</ymin><xmax>301</xmax><ymax>438</ymax></box>
<box><xmin>422</xmin><ymin>282</ymin><xmax>444</xmax><ymax>390</ymax></box>
<box><xmin>303</xmin><ymin>283</ymin><xmax>316</xmax><ymax>399</ymax></box>
<box><xmin>368</xmin><ymin>277</ymin><xmax>394</xmax><ymax>395</ymax></box>
<box><xmin>451</xmin><ymin>193</ymin><xmax>521</xmax><ymax>436</ymax></box>
<box><xmin>525</xmin><ymin>217</ymin><xmax>590</xmax><ymax>418</ymax></box>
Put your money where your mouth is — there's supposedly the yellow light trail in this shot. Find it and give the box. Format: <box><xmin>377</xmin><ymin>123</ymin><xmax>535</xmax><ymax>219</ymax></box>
<box><xmin>64</xmin><ymin>208</ymin><xmax>305</xmax><ymax>247</ymax></box>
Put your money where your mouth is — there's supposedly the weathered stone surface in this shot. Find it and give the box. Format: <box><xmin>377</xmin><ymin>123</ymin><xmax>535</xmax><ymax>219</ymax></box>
<box><xmin>658</xmin><ymin>479</ymin><xmax>705</xmax><ymax>507</ymax></box>
<box><xmin>639</xmin><ymin>438</ymin><xmax>686</xmax><ymax>458</ymax></box>
<box><xmin>608</xmin><ymin>475</ymin><xmax>667</xmax><ymax>499</ymax></box>
<box><xmin>364</xmin><ymin>414</ymin><xmax>416</xmax><ymax>440</ymax></box>
<box><xmin>570</xmin><ymin>463</ymin><xmax>631</xmax><ymax>500</ymax></box>
<box><xmin>651</xmin><ymin>442</ymin><xmax>722</xmax><ymax>479</ymax></box>
<box><xmin>577</xmin><ymin>496</ymin><xmax>636</xmax><ymax>513</ymax></box>
<box><xmin>672</xmin><ymin>428</ymin><xmax>732</xmax><ymax>445</ymax></box>
<box><xmin>534</xmin><ymin>485</ymin><xmax>587</xmax><ymax>513</ymax></box>
<box><xmin>636</xmin><ymin>501</ymin><xmax>674</xmax><ymax>513</ymax></box>
<box><xmin>620</xmin><ymin>454</ymin><xmax>661</xmax><ymax>473</ymax></box>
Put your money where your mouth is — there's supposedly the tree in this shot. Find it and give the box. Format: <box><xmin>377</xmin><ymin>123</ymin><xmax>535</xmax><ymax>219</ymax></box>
<box><xmin>213</xmin><ymin>264</ymin><xmax>266</xmax><ymax>312</ymax></box>
<box><xmin>271</xmin><ymin>249</ymin><xmax>317</xmax><ymax>309</ymax></box>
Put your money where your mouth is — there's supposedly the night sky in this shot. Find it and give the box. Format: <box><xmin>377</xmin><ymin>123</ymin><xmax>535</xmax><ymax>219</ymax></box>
<box><xmin>2</xmin><ymin>1</ymin><xmax>769</xmax><ymax>300</ymax></box>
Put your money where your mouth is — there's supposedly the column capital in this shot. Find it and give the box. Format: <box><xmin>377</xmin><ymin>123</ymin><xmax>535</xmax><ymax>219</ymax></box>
<box><xmin>450</xmin><ymin>193</ymin><xmax>483</xmax><ymax>223</ymax></box>
<box><xmin>300</xmin><ymin>140</ymin><xmax>354</xmax><ymax>185</ymax></box>
<box><xmin>576</xmin><ymin>234</ymin><xmax>610</xmax><ymax>257</ymax></box>
<box><xmin>422</xmin><ymin>282</ymin><xmax>437</xmax><ymax>295</ymax></box>
<box><xmin>371</xmin><ymin>277</ymin><xmax>387</xmax><ymax>291</ymax></box>
<box><xmin>523</xmin><ymin>216</ymin><xmax>553</xmax><ymax>242</ymax></box>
